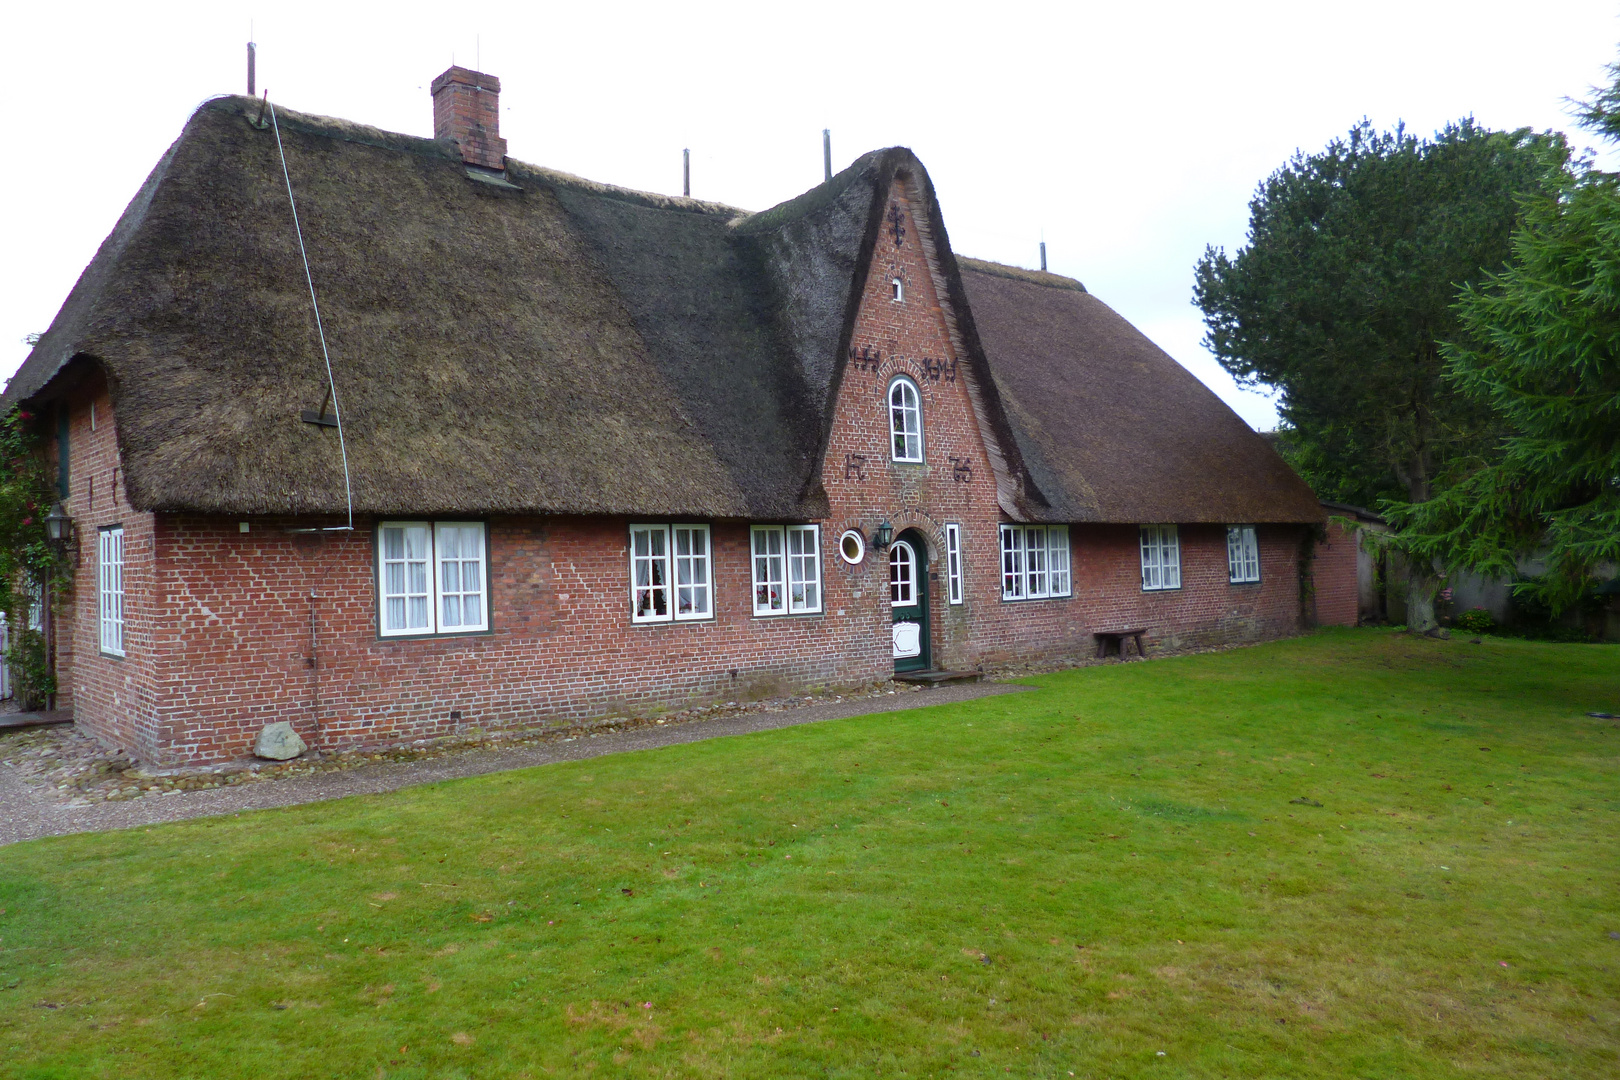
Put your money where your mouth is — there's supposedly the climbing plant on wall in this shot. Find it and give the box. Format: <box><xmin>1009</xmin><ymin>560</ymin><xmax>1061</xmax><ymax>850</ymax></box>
<box><xmin>0</xmin><ymin>406</ymin><xmax>70</xmax><ymax>707</ymax></box>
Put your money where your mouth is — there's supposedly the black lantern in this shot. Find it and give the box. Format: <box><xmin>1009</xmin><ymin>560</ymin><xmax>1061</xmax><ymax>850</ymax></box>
<box><xmin>44</xmin><ymin>503</ymin><xmax>73</xmax><ymax>547</ymax></box>
<box><xmin>871</xmin><ymin>520</ymin><xmax>893</xmax><ymax>551</ymax></box>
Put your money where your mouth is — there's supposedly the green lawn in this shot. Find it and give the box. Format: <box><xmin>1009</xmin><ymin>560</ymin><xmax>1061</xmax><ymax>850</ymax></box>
<box><xmin>1</xmin><ymin>630</ymin><xmax>1617</xmax><ymax>1079</ymax></box>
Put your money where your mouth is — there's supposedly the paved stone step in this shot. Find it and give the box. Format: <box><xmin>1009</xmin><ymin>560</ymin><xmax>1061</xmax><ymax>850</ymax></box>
<box><xmin>894</xmin><ymin>670</ymin><xmax>978</xmax><ymax>689</ymax></box>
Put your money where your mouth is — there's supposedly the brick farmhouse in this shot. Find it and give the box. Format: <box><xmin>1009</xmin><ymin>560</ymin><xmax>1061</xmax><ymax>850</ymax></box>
<box><xmin>5</xmin><ymin>69</ymin><xmax>1352</xmax><ymax>766</ymax></box>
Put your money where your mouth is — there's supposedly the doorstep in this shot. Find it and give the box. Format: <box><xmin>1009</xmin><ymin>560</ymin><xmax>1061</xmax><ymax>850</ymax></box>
<box><xmin>0</xmin><ymin>710</ymin><xmax>73</xmax><ymax>731</ymax></box>
<box><xmin>893</xmin><ymin>669</ymin><xmax>982</xmax><ymax>687</ymax></box>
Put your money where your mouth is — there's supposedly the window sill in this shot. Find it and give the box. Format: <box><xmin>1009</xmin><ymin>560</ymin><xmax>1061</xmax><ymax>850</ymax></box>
<box><xmin>630</xmin><ymin>616</ymin><xmax>718</xmax><ymax>627</ymax></box>
<box><xmin>376</xmin><ymin>628</ymin><xmax>494</xmax><ymax>642</ymax></box>
<box><xmin>999</xmin><ymin>593</ymin><xmax>1074</xmax><ymax>603</ymax></box>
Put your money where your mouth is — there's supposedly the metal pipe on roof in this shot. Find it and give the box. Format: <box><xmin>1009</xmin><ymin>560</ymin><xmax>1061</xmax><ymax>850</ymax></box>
<box><xmin>1040</xmin><ymin>241</ymin><xmax>1047</xmax><ymax>272</ymax></box>
<box><xmin>823</xmin><ymin>129</ymin><xmax>832</xmax><ymax>181</ymax></box>
<box><xmin>683</xmin><ymin>148</ymin><xmax>690</xmax><ymax>197</ymax></box>
<box><xmin>247</xmin><ymin>41</ymin><xmax>256</xmax><ymax>96</ymax></box>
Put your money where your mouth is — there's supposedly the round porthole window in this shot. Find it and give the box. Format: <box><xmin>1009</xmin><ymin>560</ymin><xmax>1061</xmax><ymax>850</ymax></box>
<box><xmin>839</xmin><ymin>529</ymin><xmax>866</xmax><ymax>565</ymax></box>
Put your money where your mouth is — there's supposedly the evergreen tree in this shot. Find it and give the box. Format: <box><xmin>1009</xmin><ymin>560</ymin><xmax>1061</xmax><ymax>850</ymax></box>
<box><xmin>1387</xmin><ymin>62</ymin><xmax>1620</xmax><ymax>615</ymax></box>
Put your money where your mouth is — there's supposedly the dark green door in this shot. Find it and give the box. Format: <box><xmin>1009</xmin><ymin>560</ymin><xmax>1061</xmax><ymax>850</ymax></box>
<box><xmin>890</xmin><ymin>530</ymin><xmax>930</xmax><ymax>673</ymax></box>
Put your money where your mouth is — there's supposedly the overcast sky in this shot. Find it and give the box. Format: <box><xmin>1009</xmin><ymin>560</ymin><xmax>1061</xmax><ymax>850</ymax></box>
<box><xmin>2</xmin><ymin>1</ymin><xmax>1616</xmax><ymax>429</ymax></box>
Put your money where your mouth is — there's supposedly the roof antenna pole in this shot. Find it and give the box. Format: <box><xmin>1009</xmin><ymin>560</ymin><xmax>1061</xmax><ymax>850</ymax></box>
<box><xmin>683</xmin><ymin>148</ymin><xmax>690</xmax><ymax>197</ymax></box>
<box><xmin>269</xmin><ymin>101</ymin><xmax>356</xmax><ymax>532</ymax></box>
<box><xmin>247</xmin><ymin>39</ymin><xmax>256</xmax><ymax>96</ymax></box>
<box><xmin>1040</xmin><ymin>240</ymin><xmax>1047</xmax><ymax>272</ymax></box>
<box><xmin>823</xmin><ymin>129</ymin><xmax>831</xmax><ymax>182</ymax></box>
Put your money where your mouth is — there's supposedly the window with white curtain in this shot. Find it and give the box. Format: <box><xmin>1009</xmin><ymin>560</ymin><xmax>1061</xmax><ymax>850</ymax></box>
<box><xmin>999</xmin><ymin>524</ymin><xmax>1071</xmax><ymax>600</ymax></box>
<box><xmin>631</xmin><ymin>524</ymin><xmax>711</xmax><ymax>623</ymax></box>
<box><xmin>98</xmin><ymin>525</ymin><xmax>125</xmax><ymax>656</ymax></box>
<box><xmin>378</xmin><ymin>521</ymin><xmax>489</xmax><ymax>636</ymax></box>
<box><xmin>888</xmin><ymin>376</ymin><xmax>923</xmax><ymax>462</ymax></box>
<box><xmin>752</xmin><ymin>525</ymin><xmax>821</xmax><ymax>615</ymax></box>
<box><xmin>945</xmin><ymin>523</ymin><xmax>963</xmax><ymax>604</ymax></box>
<box><xmin>1140</xmin><ymin>525</ymin><xmax>1181</xmax><ymax>591</ymax></box>
<box><xmin>1227</xmin><ymin>525</ymin><xmax>1261</xmax><ymax>584</ymax></box>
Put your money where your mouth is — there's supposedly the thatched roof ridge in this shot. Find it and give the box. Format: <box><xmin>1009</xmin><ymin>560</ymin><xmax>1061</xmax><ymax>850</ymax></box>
<box><xmin>956</xmin><ymin>256</ymin><xmax>1087</xmax><ymax>293</ymax></box>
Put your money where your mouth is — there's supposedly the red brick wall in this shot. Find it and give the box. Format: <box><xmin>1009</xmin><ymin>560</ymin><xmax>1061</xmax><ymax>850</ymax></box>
<box><xmin>51</xmin><ymin>380</ymin><xmax>163</xmax><ymax>758</ymax></box>
<box><xmin>1313</xmin><ymin>519</ymin><xmax>1360</xmax><ymax>627</ymax></box>
<box><xmin>54</xmin><ymin>178</ymin><xmax>1312</xmax><ymax>766</ymax></box>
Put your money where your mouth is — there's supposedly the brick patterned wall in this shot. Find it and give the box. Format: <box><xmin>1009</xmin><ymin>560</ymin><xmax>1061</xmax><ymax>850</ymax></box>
<box><xmin>430</xmin><ymin>67</ymin><xmax>505</xmax><ymax>169</ymax></box>
<box><xmin>56</xmin><ymin>178</ymin><xmax>1312</xmax><ymax>766</ymax></box>
<box><xmin>144</xmin><ymin>516</ymin><xmax>889</xmax><ymax>766</ymax></box>
<box><xmin>52</xmin><ymin>380</ymin><xmax>163</xmax><ymax>758</ymax></box>
<box><xmin>1313</xmin><ymin>519</ymin><xmax>1360</xmax><ymax>627</ymax></box>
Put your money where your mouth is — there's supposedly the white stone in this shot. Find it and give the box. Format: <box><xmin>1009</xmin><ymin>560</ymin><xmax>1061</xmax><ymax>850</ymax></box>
<box><xmin>254</xmin><ymin>722</ymin><xmax>306</xmax><ymax>760</ymax></box>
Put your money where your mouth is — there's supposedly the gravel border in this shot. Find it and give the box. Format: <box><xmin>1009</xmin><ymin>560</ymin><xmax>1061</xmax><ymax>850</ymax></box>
<box><xmin>0</xmin><ymin>680</ymin><xmax>1028</xmax><ymax>847</ymax></box>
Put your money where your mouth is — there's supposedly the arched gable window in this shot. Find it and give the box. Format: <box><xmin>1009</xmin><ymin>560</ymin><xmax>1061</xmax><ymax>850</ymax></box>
<box><xmin>888</xmin><ymin>376</ymin><xmax>922</xmax><ymax>462</ymax></box>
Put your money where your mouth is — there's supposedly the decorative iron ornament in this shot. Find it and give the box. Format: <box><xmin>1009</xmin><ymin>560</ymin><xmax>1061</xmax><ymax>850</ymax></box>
<box><xmin>848</xmin><ymin>345</ymin><xmax>883</xmax><ymax>373</ymax></box>
<box><xmin>919</xmin><ymin>356</ymin><xmax>957</xmax><ymax>383</ymax></box>
<box><xmin>888</xmin><ymin>203</ymin><xmax>906</xmax><ymax>247</ymax></box>
<box><xmin>949</xmin><ymin>456</ymin><xmax>974</xmax><ymax>483</ymax></box>
<box><xmin>844</xmin><ymin>453</ymin><xmax>869</xmax><ymax>481</ymax></box>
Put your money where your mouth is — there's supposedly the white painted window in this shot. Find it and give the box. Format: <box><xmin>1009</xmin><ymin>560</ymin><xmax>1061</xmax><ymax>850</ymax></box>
<box><xmin>672</xmin><ymin>525</ymin><xmax>713</xmax><ymax>619</ymax></box>
<box><xmin>891</xmin><ymin>276</ymin><xmax>904</xmax><ymax>302</ymax></box>
<box><xmin>1000</xmin><ymin>524</ymin><xmax>1071</xmax><ymax>600</ymax></box>
<box><xmin>888</xmin><ymin>376</ymin><xmax>923</xmax><ymax>462</ymax></box>
<box><xmin>631</xmin><ymin>524</ymin><xmax>711</xmax><ymax>624</ymax></box>
<box><xmin>752</xmin><ymin>525</ymin><xmax>820</xmax><ymax>615</ymax></box>
<box><xmin>1227</xmin><ymin>526</ymin><xmax>1260</xmax><ymax>584</ymax></box>
<box><xmin>1140</xmin><ymin>525</ymin><xmax>1181</xmax><ymax>591</ymax></box>
<box><xmin>945</xmin><ymin>523</ymin><xmax>963</xmax><ymax>604</ymax></box>
<box><xmin>98</xmin><ymin>526</ymin><xmax>125</xmax><ymax>656</ymax></box>
<box><xmin>890</xmin><ymin>540</ymin><xmax>916</xmax><ymax>606</ymax></box>
<box><xmin>379</xmin><ymin>521</ymin><xmax>488</xmax><ymax>635</ymax></box>
<box><xmin>1001</xmin><ymin>525</ymin><xmax>1025</xmax><ymax>599</ymax></box>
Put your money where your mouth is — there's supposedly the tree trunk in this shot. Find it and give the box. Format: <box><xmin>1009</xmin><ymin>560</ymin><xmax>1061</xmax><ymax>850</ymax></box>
<box><xmin>1405</xmin><ymin>571</ymin><xmax>1441</xmax><ymax>634</ymax></box>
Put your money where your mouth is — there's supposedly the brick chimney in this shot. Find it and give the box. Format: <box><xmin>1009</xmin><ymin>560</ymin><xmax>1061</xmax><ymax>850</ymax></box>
<box><xmin>431</xmin><ymin>67</ymin><xmax>507</xmax><ymax>170</ymax></box>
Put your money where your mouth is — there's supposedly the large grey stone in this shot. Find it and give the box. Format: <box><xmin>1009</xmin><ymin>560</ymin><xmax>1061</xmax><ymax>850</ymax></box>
<box><xmin>254</xmin><ymin>722</ymin><xmax>306</xmax><ymax>761</ymax></box>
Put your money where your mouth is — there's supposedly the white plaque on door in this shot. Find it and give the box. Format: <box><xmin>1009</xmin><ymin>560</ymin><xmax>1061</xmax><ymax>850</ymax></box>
<box><xmin>892</xmin><ymin>621</ymin><xmax>921</xmax><ymax>658</ymax></box>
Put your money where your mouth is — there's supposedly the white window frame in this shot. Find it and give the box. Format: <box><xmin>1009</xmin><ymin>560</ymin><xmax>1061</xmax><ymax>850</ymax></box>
<box><xmin>631</xmin><ymin>524</ymin><xmax>712</xmax><ymax>624</ymax></box>
<box><xmin>890</xmin><ymin>540</ymin><xmax>917</xmax><ymax>607</ymax></box>
<box><xmin>751</xmin><ymin>525</ymin><xmax>821</xmax><ymax>616</ymax></box>
<box><xmin>1227</xmin><ymin>525</ymin><xmax>1261</xmax><ymax>584</ymax></box>
<box><xmin>377</xmin><ymin>520</ymin><xmax>489</xmax><ymax>637</ymax></box>
<box><xmin>999</xmin><ymin>524</ymin><xmax>1071</xmax><ymax>601</ymax></box>
<box><xmin>98</xmin><ymin>525</ymin><xmax>125</xmax><ymax>657</ymax></box>
<box><xmin>1140</xmin><ymin>525</ymin><xmax>1182</xmax><ymax>591</ymax></box>
<box><xmin>671</xmin><ymin>524</ymin><xmax>714</xmax><ymax>620</ymax></box>
<box><xmin>891</xmin><ymin>276</ymin><xmax>904</xmax><ymax>302</ymax></box>
<box><xmin>888</xmin><ymin>376</ymin><xmax>923</xmax><ymax>463</ymax></box>
<box><xmin>945</xmin><ymin>523</ymin><xmax>963</xmax><ymax>605</ymax></box>
<box><xmin>838</xmin><ymin>529</ymin><xmax>866</xmax><ymax>565</ymax></box>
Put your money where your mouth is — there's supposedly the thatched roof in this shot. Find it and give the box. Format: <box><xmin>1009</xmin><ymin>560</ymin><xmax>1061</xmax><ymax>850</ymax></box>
<box><xmin>958</xmin><ymin>261</ymin><xmax>1323</xmax><ymax>523</ymax></box>
<box><xmin>7</xmin><ymin>94</ymin><xmax>1320</xmax><ymax>525</ymax></box>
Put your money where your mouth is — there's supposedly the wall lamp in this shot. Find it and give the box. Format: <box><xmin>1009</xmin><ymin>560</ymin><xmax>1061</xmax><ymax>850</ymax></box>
<box><xmin>44</xmin><ymin>502</ymin><xmax>75</xmax><ymax>551</ymax></box>
<box><xmin>870</xmin><ymin>520</ymin><xmax>893</xmax><ymax>551</ymax></box>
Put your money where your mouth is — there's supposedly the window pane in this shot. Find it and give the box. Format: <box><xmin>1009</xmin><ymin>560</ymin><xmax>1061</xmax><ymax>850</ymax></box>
<box><xmin>752</xmin><ymin>527</ymin><xmax>785</xmax><ymax>613</ymax></box>
<box><xmin>787</xmin><ymin>526</ymin><xmax>820</xmax><ymax>613</ymax></box>
<box><xmin>381</xmin><ymin>523</ymin><xmax>433</xmax><ymax>633</ymax></box>
<box><xmin>1048</xmin><ymin>527</ymin><xmax>1070</xmax><ymax>595</ymax></box>
<box><xmin>631</xmin><ymin>526</ymin><xmax>672</xmax><ymax>621</ymax></box>
<box><xmin>674</xmin><ymin>526</ymin><xmax>711</xmax><ymax>619</ymax></box>
<box><xmin>890</xmin><ymin>543</ymin><xmax>913</xmax><ymax>605</ymax></box>
<box><xmin>946</xmin><ymin>525</ymin><xmax>962</xmax><ymax>604</ymax></box>
<box><xmin>1002</xmin><ymin>526</ymin><xmax>1024</xmax><ymax>598</ymax></box>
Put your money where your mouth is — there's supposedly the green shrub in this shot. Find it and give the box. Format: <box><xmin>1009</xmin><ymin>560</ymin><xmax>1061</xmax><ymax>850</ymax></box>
<box><xmin>1454</xmin><ymin>607</ymin><xmax>1496</xmax><ymax>634</ymax></box>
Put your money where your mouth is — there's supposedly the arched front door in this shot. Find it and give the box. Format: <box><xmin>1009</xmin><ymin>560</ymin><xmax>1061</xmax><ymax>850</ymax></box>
<box><xmin>890</xmin><ymin>530</ymin><xmax>930</xmax><ymax>673</ymax></box>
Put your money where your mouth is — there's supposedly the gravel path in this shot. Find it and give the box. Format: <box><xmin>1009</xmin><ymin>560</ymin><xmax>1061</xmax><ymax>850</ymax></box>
<box><xmin>0</xmin><ymin>681</ymin><xmax>1027</xmax><ymax>847</ymax></box>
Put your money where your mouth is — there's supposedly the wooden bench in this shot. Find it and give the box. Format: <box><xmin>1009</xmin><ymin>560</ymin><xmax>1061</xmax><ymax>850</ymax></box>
<box><xmin>1094</xmin><ymin>628</ymin><xmax>1149</xmax><ymax>659</ymax></box>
